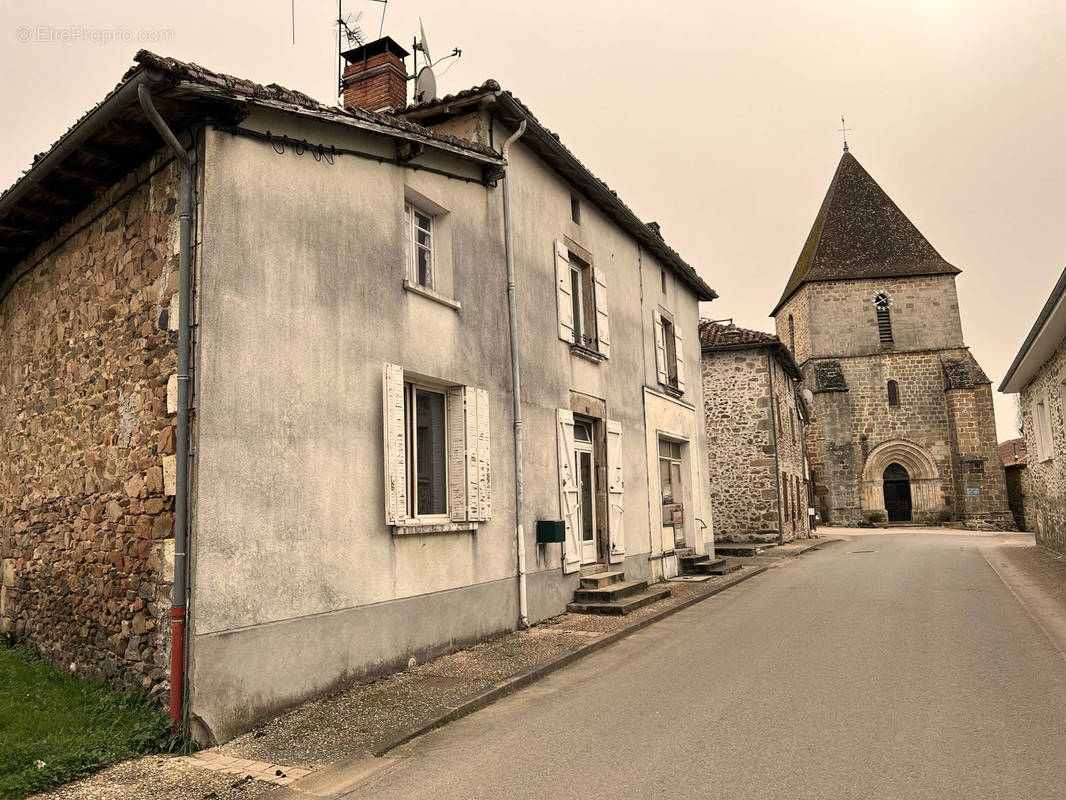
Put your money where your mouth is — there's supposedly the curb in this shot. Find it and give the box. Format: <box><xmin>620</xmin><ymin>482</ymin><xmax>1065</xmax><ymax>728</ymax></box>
<box><xmin>370</xmin><ymin>564</ymin><xmax>767</xmax><ymax>756</ymax></box>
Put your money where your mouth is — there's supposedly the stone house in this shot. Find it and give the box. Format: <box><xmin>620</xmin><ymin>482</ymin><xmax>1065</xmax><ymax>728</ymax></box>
<box><xmin>700</xmin><ymin>321</ymin><xmax>811</xmax><ymax>542</ymax></box>
<box><xmin>998</xmin><ymin>437</ymin><xmax>1031</xmax><ymax>532</ymax></box>
<box><xmin>0</xmin><ymin>42</ymin><xmax>717</xmax><ymax>743</ymax></box>
<box><xmin>1000</xmin><ymin>266</ymin><xmax>1066</xmax><ymax>555</ymax></box>
<box><xmin>772</xmin><ymin>148</ymin><xmax>1012</xmax><ymax>528</ymax></box>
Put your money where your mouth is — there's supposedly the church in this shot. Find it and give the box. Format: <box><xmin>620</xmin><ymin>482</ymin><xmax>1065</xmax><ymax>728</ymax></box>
<box><xmin>771</xmin><ymin>148</ymin><xmax>1013</xmax><ymax>529</ymax></box>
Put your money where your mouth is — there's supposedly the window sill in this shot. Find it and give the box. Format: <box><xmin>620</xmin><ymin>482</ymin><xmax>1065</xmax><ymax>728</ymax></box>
<box><xmin>403</xmin><ymin>280</ymin><xmax>461</xmax><ymax>311</ymax></box>
<box><xmin>392</xmin><ymin>520</ymin><xmax>479</xmax><ymax>535</ymax></box>
<box><xmin>660</xmin><ymin>383</ymin><xmax>685</xmax><ymax>399</ymax></box>
<box><xmin>569</xmin><ymin>342</ymin><xmax>606</xmax><ymax>363</ymax></box>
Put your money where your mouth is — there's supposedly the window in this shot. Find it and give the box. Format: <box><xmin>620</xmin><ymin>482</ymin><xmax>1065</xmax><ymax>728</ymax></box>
<box><xmin>555</xmin><ymin>240</ymin><xmax>611</xmax><ymax>358</ymax></box>
<box><xmin>789</xmin><ymin>409</ymin><xmax>796</xmax><ymax>445</ymax></box>
<box><xmin>1035</xmin><ymin>399</ymin><xmax>1054</xmax><ymax>461</ymax></box>
<box><xmin>654</xmin><ymin>310</ymin><xmax>686</xmax><ymax>393</ymax></box>
<box><xmin>569</xmin><ymin>253</ymin><xmax>597</xmax><ymax>349</ymax></box>
<box><xmin>382</xmin><ymin>363</ymin><xmax>491</xmax><ymax>526</ymax></box>
<box><xmin>874</xmin><ymin>292</ymin><xmax>893</xmax><ymax>344</ymax></box>
<box><xmin>788</xmin><ymin>314</ymin><xmax>795</xmax><ymax>353</ymax></box>
<box><xmin>661</xmin><ymin>269</ymin><xmax>667</xmax><ymax>294</ymax></box>
<box><xmin>887</xmin><ymin>379</ymin><xmax>900</xmax><ymax>407</ymax></box>
<box><xmin>781</xmin><ymin>472</ymin><xmax>789</xmax><ymax>519</ymax></box>
<box><xmin>571</xmin><ymin>194</ymin><xmax>581</xmax><ymax>224</ymax></box>
<box><xmin>404</xmin><ymin>203</ymin><xmax>433</xmax><ymax>288</ymax></box>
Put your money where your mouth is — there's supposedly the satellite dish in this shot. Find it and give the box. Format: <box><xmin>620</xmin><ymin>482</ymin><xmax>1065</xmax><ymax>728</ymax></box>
<box><xmin>415</xmin><ymin>66</ymin><xmax>437</xmax><ymax>103</ymax></box>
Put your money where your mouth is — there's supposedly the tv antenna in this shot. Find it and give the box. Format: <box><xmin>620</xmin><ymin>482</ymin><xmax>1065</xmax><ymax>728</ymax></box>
<box><xmin>369</xmin><ymin>0</ymin><xmax>388</xmax><ymax>38</ymax></box>
<box><xmin>336</xmin><ymin>3</ymin><xmax>365</xmax><ymax>100</ymax></box>
<box><xmin>412</xmin><ymin>18</ymin><xmax>461</xmax><ymax>104</ymax></box>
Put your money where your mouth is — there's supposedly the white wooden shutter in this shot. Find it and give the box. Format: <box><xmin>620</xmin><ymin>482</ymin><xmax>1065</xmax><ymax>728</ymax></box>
<box><xmin>674</xmin><ymin>325</ymin><xmax>686</xmax><ymax>392</ymax></box>
<box><xmin>383</xmin><ymin>363</ymin><xmax>408</xmax><ymax>525</ymax></box>
<box><xmin>472</xmin><ymin>387</ymin><xmax>491</xmax><ymax>521</ymax></box>
<box><xmin>653</xmin><ymin>310</ymin><xmax>668</xmax><ymax>385</ymax></box>
<box><xmin>557</xmin><ymin>408</ymin><xmax>581</xmax><ymax>574</ymax></box>
<box><xmin>447</xmin><ymin>387</ymin><xmax>468</xmax><ymax>522</ymax></box>
<box><xmin>593</xmin><ymin>266</ymin><xmax>610</xmax><ymax>359</ymax></box>
<box><xmin>605</xmin><ymin>419</ymin><xmax>625</xmax><ymax>564</ymax></box>
<box><xmin>555</xmin><ymin>240</ymin><xmax>574</xmax><ymax>343</ymax></box>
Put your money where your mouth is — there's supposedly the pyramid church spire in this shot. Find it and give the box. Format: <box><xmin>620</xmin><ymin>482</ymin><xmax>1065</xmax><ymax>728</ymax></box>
<box><xmin>771</xmin><ymin>151</ymin><xmax>959</xmax><ymax>316</ymax></box>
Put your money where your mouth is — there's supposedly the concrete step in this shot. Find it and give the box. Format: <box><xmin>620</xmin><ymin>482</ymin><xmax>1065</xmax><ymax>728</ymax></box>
<box><xmin>579</xmin><ymin>570</ymin><xmax>626</xmax><ymax>589</ymax></box>
<box><xmin>567</xmin><ymin>587</ymin><xmax>671</xmax><ymax>616</ymax></box>
<box><xmin>572</xmin><ymin>579</ymin><xmax>649</xmax><ymax>603</ymax></box>
<box><xmin>714</xmin><ymin>542</ymin><xmax>777</xmax><ymax>558</ymax></box>
<box><xmin>678</xmin><ymin>552</ymin><xmax>712</xmax><ymax>565</ymax></box>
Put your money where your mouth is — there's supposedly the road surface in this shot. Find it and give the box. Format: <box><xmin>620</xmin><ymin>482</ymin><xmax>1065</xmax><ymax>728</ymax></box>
<box><xmin>351</xmin><ymin>531</ymin><xmax>1066</xmax><ymax>799</ymax></box>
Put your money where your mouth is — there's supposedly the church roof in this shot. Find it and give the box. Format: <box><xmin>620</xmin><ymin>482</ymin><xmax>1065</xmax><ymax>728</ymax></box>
<box><xmin>771</xmin><ymin>150</ymin><xmax>960</xmax><ymax>316</ymax></box>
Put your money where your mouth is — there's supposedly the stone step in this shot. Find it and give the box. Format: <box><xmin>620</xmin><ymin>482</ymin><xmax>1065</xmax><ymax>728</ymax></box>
<box><xmin>714</xmin><ymin>542</ymin><xmax>777</xmax><ymax>558</ymax></box>
<box><xmin>579</xmin><ymin>570</ymin><xmax>626</xmax><ymax>589</ymax></box>
<box><xmin>678</xmin><ymin>552</ymin><xmax>712</xmax><ymax>564</ymax></box>
<box><xmin>567</xmin><ymin>587</ymin><xmax>671</xmax><ymax>616</ymax></box>
<box><xmin>693</xmin><ymin>558</ymin><xmax>743</xmax><ymax>576</ymax></box>
<box><xmin>572</xmin><ymin>579</ymin><xmax>648</xmax><ymax>603</ymax></box>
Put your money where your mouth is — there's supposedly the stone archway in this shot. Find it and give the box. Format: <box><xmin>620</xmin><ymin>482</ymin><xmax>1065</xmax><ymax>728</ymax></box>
<box><xmin>861</xmin><ymin>440</ymin><xmax>942</xmax><ymax>521</ymax></box>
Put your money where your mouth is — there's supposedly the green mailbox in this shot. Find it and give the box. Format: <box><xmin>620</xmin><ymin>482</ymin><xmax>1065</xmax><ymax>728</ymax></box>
<box><xmin>536</xmin><ymin>520</ymin><xmax>566</xmax><ymax>543</ymax></box>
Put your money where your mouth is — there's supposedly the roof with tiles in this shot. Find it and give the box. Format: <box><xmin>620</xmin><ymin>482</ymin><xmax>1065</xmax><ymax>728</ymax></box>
<box><xmin>772</xmin><ymin>150</ymin><xmax>959</xmax><ymax>316</ymax></box>
<box><xmin>998</xmin><ymin>437</ymin><xmax>1027</xmax><ymax>468</ymax></box>
<box><xmin>699</xmin><ymin>320</ymin><xmax>801</xmax><ymax>379</ymax></box>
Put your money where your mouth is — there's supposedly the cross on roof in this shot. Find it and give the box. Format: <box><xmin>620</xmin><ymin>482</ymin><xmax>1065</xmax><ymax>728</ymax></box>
<box><xmin>839</xmin><ymin>116</ymin><xmax>851</xmax><ymax>152</ymax></box>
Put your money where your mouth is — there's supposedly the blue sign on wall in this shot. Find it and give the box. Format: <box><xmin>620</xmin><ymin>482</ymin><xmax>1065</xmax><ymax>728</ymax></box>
<box><xmin>966</xmin><ymin>488</ymin><xmax>980</xmax><ymax>495</ymax></box>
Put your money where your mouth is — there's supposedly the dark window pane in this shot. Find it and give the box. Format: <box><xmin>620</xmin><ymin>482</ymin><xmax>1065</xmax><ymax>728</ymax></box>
<box><xmin>417</xmin><ymin>247</ymin><xmax>431</xmax><ymax>286</ymax></box>
<box><xmin>415</xmin><ymin>390</ymin><xmax>447</xmax><ymax>515</ymax></box>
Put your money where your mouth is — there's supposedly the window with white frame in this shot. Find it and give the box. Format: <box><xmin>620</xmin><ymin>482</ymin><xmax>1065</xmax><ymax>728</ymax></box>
<box><xmin>1035</xmin><ymin>398</ymin><xmax>1054</xmax><ymax>461</ymax></box>
<box><xmin>554</xmin><ymin>239</ymin><xmax>611</xmax><ymax>358</ymax></box>
<box><xmin>653</xmin><ymin>309</ymin><xmax>686</xmax><ymax>393</ymax></box>
<box><xmin>383</xmin><ymin>363</ymin><xmax>491</xmax><ymax>526</ymax></box>
<box><xmin>404</xmin><ymin>203</ymin><xmax>434</xmax><ymax>288</ymax></box>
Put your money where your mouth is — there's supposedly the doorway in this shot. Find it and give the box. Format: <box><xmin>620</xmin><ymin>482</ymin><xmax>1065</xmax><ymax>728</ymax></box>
<box><xmin>659</xmin><ymin>437</ymin><xmax>685</xmax><ymax>548</ymax></box>
<box><xmin>574</xmin><ymin>421</ymin><xmax>599</xmax><ymax>564</ymax></box>
<box><xmin>883</xmin><ymin>462</ymin><xmax>912</xmax><ymax>522</ymax></box>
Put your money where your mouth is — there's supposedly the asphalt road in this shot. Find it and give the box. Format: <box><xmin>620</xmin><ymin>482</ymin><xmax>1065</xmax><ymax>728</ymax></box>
<box><xmin>353</xmin><ymin>531</ymin><xmax>1066</xmax><ymax>799</ymax></box>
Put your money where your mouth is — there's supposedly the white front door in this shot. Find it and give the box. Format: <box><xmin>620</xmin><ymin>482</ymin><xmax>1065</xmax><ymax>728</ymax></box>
<box><xmin>574</xmin><ymin>422</ymin><xmax>598</xmax><ymax>564</ymax></box>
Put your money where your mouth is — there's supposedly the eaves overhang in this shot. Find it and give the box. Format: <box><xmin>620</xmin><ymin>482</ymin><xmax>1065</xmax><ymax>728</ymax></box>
<box><xmin>1000</xmin><ymin>265</ymin><xmax>1066</xmax><ymax>393</ymax></box>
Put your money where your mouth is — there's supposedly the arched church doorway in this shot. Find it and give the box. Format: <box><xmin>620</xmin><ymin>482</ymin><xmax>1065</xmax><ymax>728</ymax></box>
<box><xmin>883</xmin><ymin>463</ymin><xmax>912</xmax><ymax>522</ymax></box>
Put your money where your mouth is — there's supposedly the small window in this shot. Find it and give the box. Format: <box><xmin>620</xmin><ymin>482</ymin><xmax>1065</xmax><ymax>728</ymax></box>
<box><xmin>569</xmin><ymin>253</ymin><xmax>597</xmax><ymax>349</ymax></box>
<box><xmin>404</xmin><ymin>203</ymin><xmax>433</xmax><ymax>288</ymax></box>
<box><xmin>1035</xmin><ymin>399</ymin><xmax>1054</xmax><ymax>461</ymax></box>
<box><xmin>874</xmin><ymin>293</ymin><xmax>893</xmax><ymax>344</ymax></box>
<box><xmin>661</xmin><ymin>269</ymin><xmax>667</xmax><ymax>294</ymax></box>
<box><xmin>662</xmin><ymin>316</ymin><xmax>678</xmax><ymax>386</ymax></box>
<box><xmin>788</xmin><ymin>314</ymin><xmax>795</xmax><ymax>353</ymax></box>
<box><xmin>887</xmin><ymin>380</ymin><xmax>900</xmax><ymax>407</ymax></box>
<box><xmin>789</xmin><ymin>410</ymin><xmax>796</xmax><ymax>444</ymax></box>
<box><xmin>571</xmin><ymin>194</ymin><xmax>581</xmax><ymax>224</ymax></box>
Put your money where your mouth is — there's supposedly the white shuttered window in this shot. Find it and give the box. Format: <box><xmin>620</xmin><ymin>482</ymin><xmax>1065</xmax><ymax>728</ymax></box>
<box><xmin>554</xmin><ymin>239</ymin><xmax>610</xmax><ymax>359</ymax></box>
<box><xmin>653</xmin><ymin>310</ymin><xmax>686</xmax><ymax>393</ymax></box>
<box><xmin>383</xmin><ymin>364</ymin><xmax>491</xmax><ymax>525</ymax></box>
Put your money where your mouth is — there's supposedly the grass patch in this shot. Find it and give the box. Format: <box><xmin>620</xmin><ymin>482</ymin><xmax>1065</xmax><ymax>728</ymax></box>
<box><xmin>0</xmin><ymin>640</ymin><xmax>175</xmax><ymax>799</ymax></box>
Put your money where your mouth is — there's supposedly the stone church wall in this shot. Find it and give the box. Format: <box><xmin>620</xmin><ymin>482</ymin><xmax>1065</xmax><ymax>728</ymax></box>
<box><xmin>0</xmin><ymin>152</ymin><xmax>181</xmax><ymax>700</ymax></box>
<box><xmin>1019</xmin><ymin>338</ymin><xmax>1066</xmax><ymax>555</ymax></box>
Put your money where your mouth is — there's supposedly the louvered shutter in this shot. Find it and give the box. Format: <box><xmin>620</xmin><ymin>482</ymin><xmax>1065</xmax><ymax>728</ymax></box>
<box><xmin>674</xmin><ymin>325</ymin><xmax>686</xmax><ymax>392</ymax></box>
<box><xmin>383</xmin><ymin>363</ymin><xmax>408</xmax><ymax>525</ymax></box>
<box><xmin>653</xmin><ymin>310</ymin><xmax>668</xmax><ymax>385</ymax></box>
<box><xmin>469</xmin><ymin>387</ymin><xmax>491</xmax><ymax>521</ymax></box>
<box><xmin>447</xmin><ymin>388</ymin><xmax>468</xmax><ymax>522</ymax></box>
<box><xmin>593</xmin><ymin>266</ymin><xmax>610</xmax><ymax>358</ymax></box>
<box><xmin>555</xmin><ymin>241</ymin><xmax>575</xmax><ymax>343</ymax></box>
<box><xmin>605</xmin><ymin>419</ymin><xmax>625</xmax><ymax>564</ymax></box>
<box><xmin>557</xmin><ymin>408</ymin><xmax>581</xmax><ymax>574</ymax></box>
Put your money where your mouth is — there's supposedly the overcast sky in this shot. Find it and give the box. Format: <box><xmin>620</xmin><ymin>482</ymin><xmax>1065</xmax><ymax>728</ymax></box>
<box><xmin>3</xmin><ymin>0</ymin><xmax>1064</xmax><ymax>440</ymax></box>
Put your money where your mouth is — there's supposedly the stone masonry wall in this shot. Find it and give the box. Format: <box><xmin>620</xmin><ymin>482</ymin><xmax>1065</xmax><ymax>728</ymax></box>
<box><xmin>0</xmin><ymin>152</ymin><xmax>181</xmax><ymax>700</ymax></box>
<box><xmin>703</xmin><ymin>347</ymin><xmax>809</xmax><ymax>542</ymax></box>
<box><xmin>1019</xmin><ymin>336</ymin><xmax>1066</xmax><ymax>555</ymax></box>
<box><xmin>703</xmin><ymin>349</ymin><xmax>778</xmax><ymax>541</ymax></box>
<box><xmin>770</xmin><ymin>354</ymin><xmax>810</xmax><ymax>540</ymax></box>
<box><xmin>774</xmin><ymin>286</ymin><xmax>812</xmax><ymax>366</ymax></box>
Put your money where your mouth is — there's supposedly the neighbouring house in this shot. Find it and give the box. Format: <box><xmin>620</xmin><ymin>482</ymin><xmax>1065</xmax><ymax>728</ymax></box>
<box><xmin>700</xmin><ymin>320</ymin><xmax>811</xmax><ymax>542</ymax></box>
<box><xmin>998</xmin><ymin>437</ymin><xmax>1031</xmax><ymax>532</ymax></box>
<box><xmin>0</xmin><ymin>41</ymin><xmax>717</xmax><ymax>743</ymax></box>
<box><xmin>1000</xmin><ymin>266</ymin><xmax>1066</xmax><ymax>555</ymax></box>
<box><xmin>772</xmin><ymin>147</ymin><xmax>1012</xmax><ymax>529</ymax></box>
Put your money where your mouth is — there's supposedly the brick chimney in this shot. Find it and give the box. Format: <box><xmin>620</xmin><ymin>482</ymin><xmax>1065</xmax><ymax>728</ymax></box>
<box><xmin>341</xmin><ymin>37</ymin><xmax>410</xmax><ymax>112</ymax></box>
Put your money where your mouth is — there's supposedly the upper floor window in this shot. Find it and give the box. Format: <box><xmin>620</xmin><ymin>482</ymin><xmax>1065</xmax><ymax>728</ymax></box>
<box><xmin>874</xmin><ymin>292</ymin><xmax>893</xmax><ymax>344</ymax></box>
<box><xmin>571</xmin><ymin>194</ymin><xmax>581</xmax><ymax>224</ymax></box>
<box><xmin>887</xmin><ymin>379</ymin><xmax>900</xmax><ymax>407</ymax></box>
<box><xmin>1035</xmin><ymin>398</ymin><xmax>1054</xmax><ymax>461</ymax></box>
<box><xmin>554</xmin><ymin>239</ymin><xmax>611</xmax><ymax>359</ymax></box>
<box><xmin>404</xmin><ymin>203</ymin><xmax>433</xmax><ymax>288</ymax></box>
<box><xmin>654</xmin><ymin>310</ymin><xmax>685</xmax><ymax>393</ymax></box>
